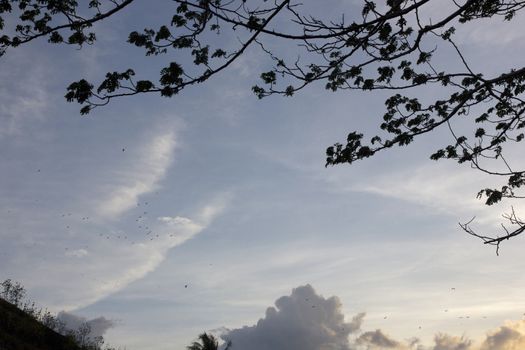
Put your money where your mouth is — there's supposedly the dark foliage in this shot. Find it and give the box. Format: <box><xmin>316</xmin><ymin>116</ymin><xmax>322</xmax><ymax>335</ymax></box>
<box><xmin>0</xmin><ymin>280</ymin><xmax>110</xmax><ymax>350</ymax></box>
<box><xmin>187</xmin><ymin>333</ymin><xmax>231</xmax><ymax>350</ymax></box>
<box><xmin>1</xmin><ymin>0</ymin><xmax>525</xmax><ymax>251</ymax></box>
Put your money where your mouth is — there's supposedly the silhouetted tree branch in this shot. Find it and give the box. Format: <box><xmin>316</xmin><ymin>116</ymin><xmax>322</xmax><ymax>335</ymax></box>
<box><xmin>0</xmin><ymin>0</ymin><xmax>135</xmax><ymax>55</ymax></box>
<box><xmin>2</xmin><ymin>0</ymin><xmax>525</xmax><ymax>251</ymax></box>
<box><xmin>460</xmin><ymin>207</ymin><xmax>525</xmax><ymax>255</ymax></box>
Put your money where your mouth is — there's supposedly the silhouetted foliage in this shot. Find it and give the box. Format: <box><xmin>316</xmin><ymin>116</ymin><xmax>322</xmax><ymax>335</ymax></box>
<box><xmin>0</xmin><ymin>279</ymin><xmax>113</xmax><ymax>350</ymax></box>
<box><xmin>187</xmin><ymin>333</ymin><xmax>230</xmax><ymax>350</ymax></box>
<box><xmin>1</xmin><ymin>0</ymin><xmax>525</xmax><ymax>250</ymax></box>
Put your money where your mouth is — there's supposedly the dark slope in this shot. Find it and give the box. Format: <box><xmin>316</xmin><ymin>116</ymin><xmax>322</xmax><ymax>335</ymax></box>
<box><xmin>0</xmin><ymin>298</ymin><xmax>81</xmax><ymax>350</ymax></box>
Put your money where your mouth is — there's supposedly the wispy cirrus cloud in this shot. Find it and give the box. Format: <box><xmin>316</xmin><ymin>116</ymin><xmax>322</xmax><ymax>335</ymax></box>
<box><xmin>1</xmin><ymin>121</ymin><xmax>231</xmax><ymax>311</ymax></box>
<box><xmin>0</xmin><ymin>50</ymin><xmax>52</xmax><ymax>139</ymax></box>
<box><xmin>348</xmin><ymin>162</ymin><xmax>524</xmax><ymax>229</ymax></box>
<box><xmin>33</xmin><ymin>193</ymin><xmax>230</xmax><ymax>311</ymax></box>
<box><xmin>97</xmin><ymin>130</ymin><xmax>177</xmax><ymax>219</ymax></box>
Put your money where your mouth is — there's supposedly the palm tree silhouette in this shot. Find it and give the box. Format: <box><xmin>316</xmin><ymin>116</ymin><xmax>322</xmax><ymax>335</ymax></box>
<box><xmin>187</xmin><ymin>333</ymin><xmax>231</xmax><ymax>350</ymax></box>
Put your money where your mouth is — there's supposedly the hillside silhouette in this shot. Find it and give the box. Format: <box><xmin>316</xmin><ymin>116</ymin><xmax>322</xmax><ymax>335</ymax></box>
<box><xmin>0</xmin><ymin>297</ymin><xmax>82</xmax><ymax>350</ymax></box>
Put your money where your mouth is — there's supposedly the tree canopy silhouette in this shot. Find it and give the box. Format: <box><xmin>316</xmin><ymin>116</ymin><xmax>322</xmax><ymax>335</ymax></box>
<box><xmin>1</xmin><ymin>0</ymin><xmax>525</xmax><ymax>251</ymax></box>
<box><xmin>186</xmin><ymin>332</ymin><xmax>230</xmax><ymax>350</ymax></box>
<box><xmin>1</xmin><ymin>279</ymin><xmax>113</xmax><ymax>350</ymax></box>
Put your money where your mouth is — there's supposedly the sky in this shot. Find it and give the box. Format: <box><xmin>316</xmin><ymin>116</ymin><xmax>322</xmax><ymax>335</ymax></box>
<box><xmin>2</xmin><ymin>1</ymin><xmax>525</xmax><ymax>349</ymax></box>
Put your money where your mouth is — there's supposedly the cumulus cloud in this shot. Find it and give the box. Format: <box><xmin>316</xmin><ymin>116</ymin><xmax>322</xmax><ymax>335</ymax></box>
<box><xmin>219</xmin><ymin>286</ymin><xmax>525</xmax><ymax>350</ymax></box>
<box><xmin>421</xmin><ymin>325</ymin><xmax>525</xmax><ymax>350</ymax></box>
<box><xmin>380</xmin><ymin>320</ymin><xmax>525</xmax><ymax>350</ymax></box>
<box><xmin>432</xmin><ymin>333</ymin><xmax>472</xmax><ymax>350</ymax></box>
<box><xmin>221</xmin><ymin>284</ymin><xmax>363</xmax><ymax>350</ymax></box>
<box><xmin>479</xmin><ymin>320</ymin><xmax>525</xmax><ymax>350</ymax></box>
<box><xmin>362</xmin><ymin>323</ymin><xmax>525</xmax><ymax>350</ymax></box>
<box><xmin>357</xmin><ymin>329</ymin><xmax>403</xmax><ymax>349</ymax></box>
<box><xmin>57</xmin><ymin>311</ymin><xmax>114</xmax><ymax>340</ymax></box>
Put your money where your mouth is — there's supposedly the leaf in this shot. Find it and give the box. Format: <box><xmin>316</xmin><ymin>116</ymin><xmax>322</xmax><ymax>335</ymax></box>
<box><xmin>136</xmin><ymin>80</ymin><xmax>154</xmax><ymax>92</ymax></box>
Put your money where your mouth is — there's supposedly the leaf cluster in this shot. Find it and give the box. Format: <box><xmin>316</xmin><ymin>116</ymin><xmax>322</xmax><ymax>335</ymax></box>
<box><xmin>2</xmin><ymin>0</ymin><xmax>525</xmax><ymax>250</ymax></box>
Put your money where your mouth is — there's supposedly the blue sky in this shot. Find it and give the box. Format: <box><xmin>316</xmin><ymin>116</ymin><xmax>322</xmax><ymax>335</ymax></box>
<box><xmin>2</xmin><ymin>1</ymin><xmax>525</xmax><ymax>349</ymax></box>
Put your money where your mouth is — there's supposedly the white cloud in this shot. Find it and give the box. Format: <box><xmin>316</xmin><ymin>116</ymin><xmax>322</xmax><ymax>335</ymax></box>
<box><xmin>158</xmin><ymin>216</ymin><xmax>194</xmax><ymax>225</ymax></box>
<box><xmin>417</xmin><ymin>324</ymin><xmax>525</xmax><ymax>350</ymax></box>
<box><xmin>387</xmin><ymin>0</ymin><xmax>525</xmax><ymax>50</ymax></box>
<box><xmin>432</xmin><ymin>333</ymin><xmax>472</xmax><ymax>350</ymax></box>
<box><xmin>357</xmin><ymin>329</ymin><xmax>404</xmax><ymax>349</ymax></box>
<box><xmin>47</xmin><ymin>196</ymin><xmax>227</xmax><ymax>310</ymax></box>
<box><xmin>354</xmin><ymin>163</ymin><xmax>485</xmax><ymax>214</ymax></box>
<box><xmin>221</xmin><ymin>284</ymin><xmax>363</xmax><ymax>350</ymax></box>
<box><xmin>53</xmin><ymin>191</ymin><xmax>230</xmax><ymax>310</ymax></box>
<box><xmin>479</xmin><ymin>320</ymin><xmax>525</xmax><ymax>350</ymax></box>
<box><xmin>196</xmin><ymin>193</ymin><xmax>232</xmax><ymax>224</ymax></box>
<box><xmin>218</xmin><ymin>285</ymin><xmax>525</xmax><ymax>350</ymax></box>
<box><xmin>98</xmin><ymin>131</ymin><xmax>177</xmax><ymax>218</ymax></box>
<box><xmin>0</xmin><ymin>50</ymin><xmax>51</xmax><ymax>139</ymax></box>
<box><xmin>459</xmin><ymin>14</ymin><xmax>525</xmax><ymax>48</ymax></box>
<box><xmin>0</xmin><ymin>112</ymin><xmax>232</xmax><ymax>311</ymax></box>
<box><xmin>65</xmin><ymin>249</ymin><xmax>89</xmax><ymax>258</ymax></box>
<box><xmin>349</xmin><ymin>162</ymin><xmax>525</xmax><ymax>231</ymax></box>
<box><xmin>57</xmin><ymin>311</ymin><xmax>115</xmax><ymax>341</ymax></box>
